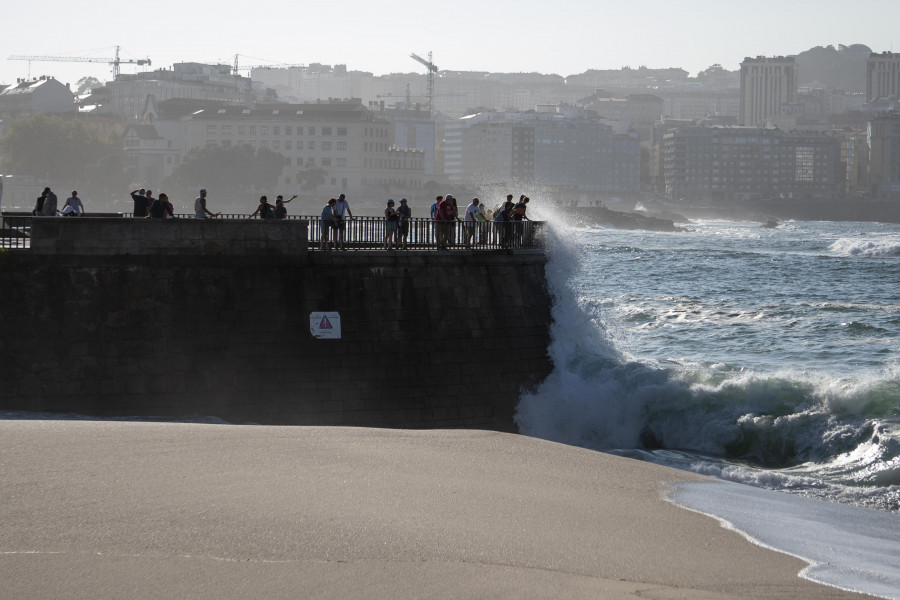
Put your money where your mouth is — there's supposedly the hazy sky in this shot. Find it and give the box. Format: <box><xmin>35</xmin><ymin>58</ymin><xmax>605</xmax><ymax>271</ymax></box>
<box><xmin>2</xmin><ymin>0</ymin><xmax>897</xmax><ymax>87</ymax></box>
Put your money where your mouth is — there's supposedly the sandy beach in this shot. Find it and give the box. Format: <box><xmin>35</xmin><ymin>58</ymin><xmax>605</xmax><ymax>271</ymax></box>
<box><xmin>0</xmin><ymin>420</ymin><xmax>877</xmax><ymax>599</ymax></box>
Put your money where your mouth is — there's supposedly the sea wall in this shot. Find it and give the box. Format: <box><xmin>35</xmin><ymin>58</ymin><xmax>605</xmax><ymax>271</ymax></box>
<box><xmin>0</xmin><ymin>219</ymin><xmax>552</xmax><ymax>431</ymax></box>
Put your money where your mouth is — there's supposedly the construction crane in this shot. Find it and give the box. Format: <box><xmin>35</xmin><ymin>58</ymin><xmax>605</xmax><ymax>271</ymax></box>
<box><xmin>410</xmin><ymin>51</ymin><xmax>438</xmax><ymax>114</ymax></box>
<box><xmin>9</xmin><ymin>46</ymin><xmax>151</xmax><ymax>79</ymax></box>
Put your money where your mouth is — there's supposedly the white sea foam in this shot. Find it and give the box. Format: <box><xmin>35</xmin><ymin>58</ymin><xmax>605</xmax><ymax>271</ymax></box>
<box><xmin>670</xmin><ymin>481</ymin><xmax>900</xmax><ymax>599</ymax></box>
<box><xmin>829</xmin><ymin>238</ymin><xmax>900</xmax><ymax>257</ymax></box>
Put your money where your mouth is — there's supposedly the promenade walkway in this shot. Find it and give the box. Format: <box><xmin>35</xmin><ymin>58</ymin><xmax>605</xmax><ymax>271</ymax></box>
<box><xmin>0</xmin><ymin>213</ymin><xmax>544</xmax><ymax>251</ymax></box>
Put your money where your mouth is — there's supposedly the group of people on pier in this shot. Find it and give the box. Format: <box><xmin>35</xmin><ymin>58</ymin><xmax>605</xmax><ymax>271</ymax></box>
<box><xmin>429</xmin><ymin>193</ymin><xmax>531</xmax><ymax>250</ymax></box>
<box><xmin>32</xmin><ymin>187</ymin><xmax>85</xmax><ymax>217</ymax></box>
<box><xmin>319</xmin><ymin>192</ymin><xmax>531</xmax><ymax>251</ymax></box>
<box><xmin>30</xmin><ymin>184</ymin><xmax>532</xmax><ymax>250</ymax></box>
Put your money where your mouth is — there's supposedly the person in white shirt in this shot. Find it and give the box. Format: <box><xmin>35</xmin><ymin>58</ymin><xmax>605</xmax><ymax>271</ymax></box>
<box><xmin>194</xmin><ymin>188</ymin><xmax>220</xmax><ymax>219</ymax></box>
<box><xmin>60</xmin><ymin>191</ymin><xmax>85</xmax><ymax>216</ymax></box>
<box><xmin>333</xmin><ymin>193</ymin><xmax>353</xmax><ymax>250</ymax></box>
<box><xmin>464</xmin><ymin>198</ymin><xmax>481</xmax><ymax>248</ymax></box>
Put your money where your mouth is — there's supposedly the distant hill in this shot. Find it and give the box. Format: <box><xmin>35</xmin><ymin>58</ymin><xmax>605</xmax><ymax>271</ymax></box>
<box><xmin>791</xmin><ymin>44</ymin><xmax>872</xmax><ymax>92</ymax></box>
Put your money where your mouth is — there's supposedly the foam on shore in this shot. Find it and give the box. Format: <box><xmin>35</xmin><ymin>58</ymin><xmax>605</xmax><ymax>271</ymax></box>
<box><xmin>671</xmin><ymin>481</ymin><xmax>900</xmax><ymax>599</ymax></box>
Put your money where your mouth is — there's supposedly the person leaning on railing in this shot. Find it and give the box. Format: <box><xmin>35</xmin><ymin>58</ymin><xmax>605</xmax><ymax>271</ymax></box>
<box><xmin>194</xmin><ymin>189</ymin><xmax>220</xmax><ymax>219</ymax></box>
<box><xmin>320</xmin><ymin>198</ymin><xmax>338</xmax><ymax>250</ymax></box>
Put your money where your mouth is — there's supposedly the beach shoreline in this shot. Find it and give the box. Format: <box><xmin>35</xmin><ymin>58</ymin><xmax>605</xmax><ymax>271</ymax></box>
<box><xmin>0</xmin><ymin>421</ymin><xmax>880</xmax><ymax>599</ymax></box>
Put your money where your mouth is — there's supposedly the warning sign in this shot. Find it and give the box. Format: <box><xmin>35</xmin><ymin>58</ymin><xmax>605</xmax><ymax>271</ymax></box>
<box><xmin>310</xmin><ymin>312</ymin><xmax>341</xmax><ymax>339</ymax></box>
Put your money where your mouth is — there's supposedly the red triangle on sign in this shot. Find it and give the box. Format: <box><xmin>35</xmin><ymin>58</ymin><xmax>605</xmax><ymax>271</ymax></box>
<box><xmin>319</xmin><ymin>316</ymin><xmax>333</xmax><ymax>329</ymax></box>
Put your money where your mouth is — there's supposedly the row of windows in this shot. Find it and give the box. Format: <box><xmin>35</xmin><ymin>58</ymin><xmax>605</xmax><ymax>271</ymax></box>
<box><xmin>205</xmin><ymin>125</ymin><xmax>349</xmax><ymax>136</ymax></box>
<box><xmin>205</xmin><ymin>140</ymin><xmax>347</xmax><ymax>151</ymax></box>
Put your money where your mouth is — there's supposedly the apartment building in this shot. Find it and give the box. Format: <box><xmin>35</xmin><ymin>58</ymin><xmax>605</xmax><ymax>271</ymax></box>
<box><xmin>663</xmin><ymin>126</ymin><xmax>842</xmax><ymax>203</ymax></box>
<box><xmin>739</xmin><ymin>56</ymin><xmax>797</xmax><ymax>126</ymax></box>
<box><xmin>867</xmin><ymin>52</ymin><xmax>900</xmax><ymax>103</ymax></box>
<box><xmin>868</xmin><ymin>111</ymin><xmax>900</xmax><ymax>199</ymax></box>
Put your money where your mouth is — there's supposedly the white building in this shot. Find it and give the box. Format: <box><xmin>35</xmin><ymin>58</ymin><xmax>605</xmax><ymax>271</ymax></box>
<box><xmin>124</xmin><ymin>98</ymin><xmax>427</xmax><ymax>207</ymax></box>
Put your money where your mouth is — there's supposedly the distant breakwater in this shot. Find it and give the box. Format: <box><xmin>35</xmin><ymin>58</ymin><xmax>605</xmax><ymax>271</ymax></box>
<box><xmin>0</xmin><ymin>218</ymin><xmax>553</xmax><ymax>430</ymax></box>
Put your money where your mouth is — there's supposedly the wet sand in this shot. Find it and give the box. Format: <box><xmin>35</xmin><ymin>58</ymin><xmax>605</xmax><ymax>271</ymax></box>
<box><xmin>0</xmin><ymin>421</ymin><xmax>877</xmax><ymax>599</ymax></box>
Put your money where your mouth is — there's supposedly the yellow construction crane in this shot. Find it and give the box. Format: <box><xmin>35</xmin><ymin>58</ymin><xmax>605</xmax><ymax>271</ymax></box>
<box><xmin>410</xmin><ymin>51</ymin><xmax>438</xmax><ymax>114</ymax></box>
<box><xmin>8</xmin><ymin>46</ymin><xmax>151</xmax><ymax>79</ymax></box>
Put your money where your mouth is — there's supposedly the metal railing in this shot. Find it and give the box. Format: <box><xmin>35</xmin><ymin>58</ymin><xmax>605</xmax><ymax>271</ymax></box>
<box><xmin>1</xmin><ymin>213</ymin><xmax>545</xmax><ymax>251</ymax></box>
<box><xmin>0</xmin><ymin>214</ymin><xmax>32</xmax><ymax>249</ymax></box>
<box><xmin>302</xmin><ymin>216</ymin><xmax>543</xmax><ymax>250</ymax></box>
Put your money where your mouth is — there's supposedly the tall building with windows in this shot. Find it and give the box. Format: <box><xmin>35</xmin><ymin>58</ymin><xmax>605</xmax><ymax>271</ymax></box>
<box><xmin>868</xmin><ymin>112</ymin><xmax>900</xmax><ymax>199</ymax></box>
<box><xmin>663</xmin><ymin>126</ymin><xmax>842</xmax><ymax>204</ymax></box>
<box><xmin>867</xmin><ymin>52</ymin><xmax>900</xmax><ymax>103</ymax></box>
<box><xmin>739</xmin><ymin>56</ymin><xmax>797</xmax><ymax>126</ymax></box>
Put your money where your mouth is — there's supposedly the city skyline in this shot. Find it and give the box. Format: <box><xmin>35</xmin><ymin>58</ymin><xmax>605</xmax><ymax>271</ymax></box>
<box><xmin>2</xmin><ymin>0</ymin><xmax>898</xmax><ymax>89</ymax></box>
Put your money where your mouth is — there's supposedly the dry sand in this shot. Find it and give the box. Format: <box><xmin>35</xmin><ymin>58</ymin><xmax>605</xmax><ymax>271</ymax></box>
<box><xmin>0</xmin><ymin>420</ymin><xmax>877</xmax><ymax>599</ymax></box>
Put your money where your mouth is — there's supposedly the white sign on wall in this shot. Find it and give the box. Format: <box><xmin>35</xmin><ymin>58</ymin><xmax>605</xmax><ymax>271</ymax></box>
<box><xmin>310</xmin><ymin>312</ymin><xmax>341</xmax><ymax>339</ymax></box>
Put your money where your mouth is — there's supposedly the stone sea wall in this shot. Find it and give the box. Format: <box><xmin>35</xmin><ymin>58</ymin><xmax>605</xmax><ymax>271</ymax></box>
<box><xmin>0</xmin><ymin>219</ymin><xmax>552</xmax><ymax>431</ymax></box>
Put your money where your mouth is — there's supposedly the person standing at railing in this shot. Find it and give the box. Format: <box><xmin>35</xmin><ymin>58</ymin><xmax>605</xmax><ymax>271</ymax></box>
<box><xmin>449</xmin><ymin>195</ymin><xmax>460</xmax><ymax>247</ymax></box>
<box><xmin>430</xmin><ymin>195</ymin><xmax>443</xmax><ymax>248</ymax></box>
<box><xmin>474</xmin><ymin>198</ymin><xmax>488</xmax><ymax>244</ymax></box>
<box><xmin>149</xmin><ymin>193</ymin><xmax>174</xmax><ymax>219</ymax></box>
<box><xmin>435</xmin><ymin>195</ymin><xmax>455</xmax><ymax>251</ymax></box>
<box><xmin>248</xmin><ymin>195</ymin><xmax>276</xmax><ymax>219</ymax></box>
<box><xmin>320</xmin><ymin>198</ymin><xmax>338</xmax><ymax>250</ymax></box>
<box><xmin>430</xmin><ymin>196</ymin><xmax>440</xmax><ymax>220</ymax></box>
<box><xmin>274</xmin><ymin>194</ymin><xmax>297</xmax><ymax>219</ymax></box>
<box><xmin>33</xmin><ymin>188</ymin><xmax>48</xmax><ymax>216</ymax></box>
<box><xmin>512</xmin><ymin>196</ymin><xmax>529</xmax><ymax>246</ymax></box>
<box><xmin>40</xmin><ymin>187</ymin><xmax>58</xmax><ymax>216</ymax></box>
<box><xmin>463</xmin><ymin>198</ymin><xmax>480</xmax><ymax>249</ymax></box>
<box><xmin>397</xmin><ymin>198</ymin><xmax>411</xmax><ymax>250</ymax></box>
<box><xmin>130</xmin><ymin>188</ymin><xmax>149</xmax><ymax>217</ymax></box>
<box><xmin>383</xmin><ymin>199</ymin><xmax>400</xmax><ymax>250</ymax></box>
<box><xmin>60</xmin><ymin>191</ymin><xmax>85</xmax><ymax>216</ymax></box>
<box><xmin>194</xmin><ymin>189</ymin><xmax>220</xmax><ymax>219</ymax></box>
<box><xmin>333</xmin><ymin>193</ymin><xmax>353</xmax><ymax>250</ymax></box>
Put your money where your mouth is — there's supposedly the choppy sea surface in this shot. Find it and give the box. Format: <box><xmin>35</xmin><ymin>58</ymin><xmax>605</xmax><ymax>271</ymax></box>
<box><xmin>515</xmin><ymin>217</ymin><xmax>900</xmax><ymax>597</ymax></box>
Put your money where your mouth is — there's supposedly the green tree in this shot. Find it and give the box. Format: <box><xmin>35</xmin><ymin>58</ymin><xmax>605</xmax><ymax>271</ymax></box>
<box><xmin>170</xmin><ymin>144</ymin><xmax>287</xmax><ymax>197</ymax></box>
<box><xmin>0</xmin><ymin>113</ymin><xmax>122</xmax><ymax>190</ymax></box>
<box><xmin>294</xmin><ymin>162</ymin><xmax>328</xmax><ymax>193</ymax></box>
<box><xmin>75</xmin><ymin>76</ymin><xmax>103</xmax><ymax>95</ymax></box>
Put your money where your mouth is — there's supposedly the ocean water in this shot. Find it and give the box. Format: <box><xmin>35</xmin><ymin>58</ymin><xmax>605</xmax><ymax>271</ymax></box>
<box><xmin>515</xmin><ymin>217</ymin><xmax>900</xmax><ymax>597</ymax></box>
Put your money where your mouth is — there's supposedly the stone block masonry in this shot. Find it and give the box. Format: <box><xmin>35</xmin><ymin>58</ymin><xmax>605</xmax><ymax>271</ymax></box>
<box><xmin>0</xmin><ymin>247</ymin><xmax>552</xmax><ymax>431</ymax></box>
